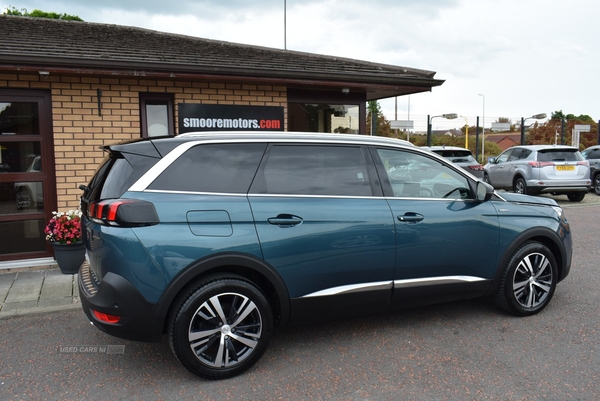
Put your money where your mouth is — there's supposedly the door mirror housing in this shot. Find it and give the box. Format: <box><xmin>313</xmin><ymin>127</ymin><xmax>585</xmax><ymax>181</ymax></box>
<box><xmin>476</xmin><ymin>181</ymin><xmax>494</xmax><ymax>202</ymax></box>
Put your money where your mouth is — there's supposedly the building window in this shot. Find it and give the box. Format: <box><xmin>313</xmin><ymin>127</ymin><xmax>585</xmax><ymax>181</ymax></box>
<box><xmin>140</xmin><ymin>93</ymin><xmax>174</xmax><ymax>137</ymax></box>
<box><xmin>288</xmin><ymin>104</ymin><xmax>360</xmax><ymax>134</ymax></box>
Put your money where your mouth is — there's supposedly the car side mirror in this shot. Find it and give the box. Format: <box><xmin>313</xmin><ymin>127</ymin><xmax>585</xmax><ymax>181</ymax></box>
<box><xmin>476</xmin><ymin>181</ymin><xmax>494</xmax><ymax>202</ymax></box>
<box><xmin>487</xmin><ymin>157</ymin><xmax>496</xmax><ymax>164</ymax></box>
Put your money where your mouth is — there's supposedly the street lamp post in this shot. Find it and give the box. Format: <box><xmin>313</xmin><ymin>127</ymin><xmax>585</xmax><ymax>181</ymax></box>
<box><xmin>427</xmin><ymin>113</ymin><xmax>458</xmax><ymax>147</ymax></box>
<box><xmin>460</xmin><ymin>115</ymin><xmax>469</xmax><ymax>148</ymax></box>
<box><xmin>520</xmin><ymin>113</ymin><xmax>547</xmax><ymax>145</ymax></box>
<box><xmin>478</xmin><ymin>94</ymin><xmax>485</xmax><ymax>162</ymax></box>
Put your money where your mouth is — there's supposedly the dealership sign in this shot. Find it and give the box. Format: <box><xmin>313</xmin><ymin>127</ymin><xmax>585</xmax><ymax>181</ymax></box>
<box><xmin>178</xmin><ymin>104</ymin><xmax>284</xmax><ymax>133</ymax></box>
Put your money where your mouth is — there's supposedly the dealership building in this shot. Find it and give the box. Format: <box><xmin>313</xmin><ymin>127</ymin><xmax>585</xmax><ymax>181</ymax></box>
<box><xmin>0</xmin><ymin>15</ymin><xmax>444</xmax><ymax>266</ymax></box>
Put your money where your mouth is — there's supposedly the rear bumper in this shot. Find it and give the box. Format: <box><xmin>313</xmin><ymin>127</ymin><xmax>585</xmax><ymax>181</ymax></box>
<box><xmin>78</xmin><ymin>261</ymin><xmax>160</xmax><ymax>342</ymax></box>
<box><xmin>536</xmin><ymin>186</ymin><xmax>590</xmax><ymax>194</ymax></box>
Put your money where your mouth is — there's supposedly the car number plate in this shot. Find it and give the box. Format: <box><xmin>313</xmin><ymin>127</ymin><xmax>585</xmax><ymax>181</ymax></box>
<box><xmin>555</xmin><ymin>165</ymin><xmax>575</xmax><ymax>171</ymax></box>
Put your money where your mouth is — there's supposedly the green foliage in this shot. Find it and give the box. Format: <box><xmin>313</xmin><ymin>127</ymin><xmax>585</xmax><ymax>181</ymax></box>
<box><xmin>2</xmin><ymin>5</ymin><xmax>83</xmax><ymax>20</ymax></box>
<box><xmin>366</xmin><ymin>101</ymin><xmax>394</xmax><ymax>136</ymax></box>
<box><xmin>550</xmin><ymin>110</ymin><xmax>594</xmax><ymax>122</ymax></box>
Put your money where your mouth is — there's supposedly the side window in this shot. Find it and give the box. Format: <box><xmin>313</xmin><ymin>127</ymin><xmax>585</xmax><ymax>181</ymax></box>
<box><xmin>496</xmin><ymin>149</ymin><xmax>513</xmax><ymax>163</ymax></box>
<box><xmin>148</xmin><ymin>143</ymin><xmax>266</xmax><ymax>193</ymax></box>
<box><xmin>376</xmin><ymin>148</ymin><xmax>472</xmax><ymax>200</ymax></box>
<box><xmin>508</xmin><ymin>149</ymin><xmax>523</xmax><ymax>161</ymax></box>
<box><xmin>254</xmin><ymin>145</ymin><xmax>372</xmax><ymax>196</ymax></box>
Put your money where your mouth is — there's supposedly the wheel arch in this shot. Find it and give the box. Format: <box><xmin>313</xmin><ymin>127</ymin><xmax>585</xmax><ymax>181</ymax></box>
<box><xmin>486</xmin><ymin>227</ymin><xmax>568</xmax><ymax>296</ymax></box>
<box><xmin>150</xmin><ymin>253</ymin><xmax>291</xmax><ymax>341</ymax></box>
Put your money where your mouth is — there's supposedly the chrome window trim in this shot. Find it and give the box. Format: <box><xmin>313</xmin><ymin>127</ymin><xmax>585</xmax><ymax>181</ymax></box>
<box><xmin>128</xmin><ymin>137</ymin><xmax>428</xmax><ymax>192</ymax></box>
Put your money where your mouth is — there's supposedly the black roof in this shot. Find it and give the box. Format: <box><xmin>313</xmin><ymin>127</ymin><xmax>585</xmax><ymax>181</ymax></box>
<box><xmin>0</xmin><ymin>15</ymin><xmax>444</xmax><ymax>99</ymax></box>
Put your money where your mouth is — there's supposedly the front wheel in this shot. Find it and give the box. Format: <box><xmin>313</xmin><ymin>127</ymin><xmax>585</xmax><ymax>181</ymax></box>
<box><xmin>513</xmin><ymin>177</ymin><xmax>527</xmax><ymax>194</ymax></box>
<box><xmin>494</xmin><ymin>241</ymin><xmax>557</xmax><ymax>316</ymax></box>
<box><xmin>567</xmin><ymin>192</ymin><xmax>586</xmax><ymax>202</ymax></box>
<box><xmin>594</xmin><ymin>174</ymin><xmax>600</xmax><ymax>196</ymax></box>
<box><xmin>168</xmin><ymin>275</ymin><xmax>274</xmax><ymax>380</ymax></box>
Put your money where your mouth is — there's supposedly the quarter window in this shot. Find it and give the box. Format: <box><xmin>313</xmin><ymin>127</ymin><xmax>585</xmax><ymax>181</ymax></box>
<box><xmin>148</xmin><ymin>144</ymin><xmax>266</xmax><ymax>193</ymax></box>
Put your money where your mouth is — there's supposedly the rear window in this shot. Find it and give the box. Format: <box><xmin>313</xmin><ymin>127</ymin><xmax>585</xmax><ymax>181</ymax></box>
<box><xmin>434</xmin><ymin>150</ymin><xmax>476</xmax><ymax>163</ymax></box>
<box><xmin>86</xmin><ymin>153</ymin><xmax>159</xmax><ymax>201</ymax></box>
<box><xmin>537</xmin><ymin>149</ymin><xmax>583</xmax><ymax>162</ymax></box>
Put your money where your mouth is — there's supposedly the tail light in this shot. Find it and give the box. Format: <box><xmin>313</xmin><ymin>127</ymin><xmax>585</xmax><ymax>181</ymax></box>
<box><xmin>468</xmin><ymin>164</ymin><xmax>484</xmax><ymax>171</ymax></box>
<box><xmin>528</xmin><ymin>161</ymin><xmax>555</xmax><ymax>168</ymax></box>
<box><xmin>577</xmin><ymin>160</ymin><xmax>590</xmax><ymax>166</ymax></box>
<box><xmin>87</xmin><ymin>199</ymin><xmax>159</xmax><ymax>227</ymax></box>
<box><xmin>92</xmin><ymin>309</ymin><xmax>121</xmax><ymax>324</ymax></box>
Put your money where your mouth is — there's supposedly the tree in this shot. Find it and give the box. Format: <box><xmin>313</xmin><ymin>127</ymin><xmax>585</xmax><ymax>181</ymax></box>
<box><xmin>2</xmin><ymin>6</ymin><xmax>83</xmax><ymax>20</ymax></box>
<box><xmin>529</xmin><ymin>113</ymin><xmax>598</xmax><ymax>149</ymax></box>
<box><xmin>366</xmin><ymin>101</ymin><xmax>392</xmax><ymax>136</ymax></box>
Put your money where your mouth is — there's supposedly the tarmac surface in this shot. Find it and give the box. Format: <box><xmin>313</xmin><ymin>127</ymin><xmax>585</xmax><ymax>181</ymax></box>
<box><xmin>0</xmin><ymin>191</ymin><xmax>598</xmax><ymax>320</ymax></box>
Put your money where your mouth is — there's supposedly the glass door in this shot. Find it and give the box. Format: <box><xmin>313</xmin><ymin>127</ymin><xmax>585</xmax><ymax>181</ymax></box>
<box><xmin>0</xmin><ymin>89</ymin><xmax>56</xmax><ymax>261</ymax></box>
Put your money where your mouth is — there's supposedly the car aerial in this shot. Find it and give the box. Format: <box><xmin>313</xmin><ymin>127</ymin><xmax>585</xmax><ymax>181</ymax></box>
<box><xmin>78</xmin><ymin>132</ymin><xmax>572</xmax><ymax>380</ymax></box>
<box><xmin>422</xmin><ymin>145</ymin><xmax>484</xmax><ymax>179</ymax></box>
<box><xmin>483</xmin><ymin>144</ymin><xmax>590</xmax><ymax>202</ymax></box>
<box><xmin>581</xmin><ymin>145</ymin><xmax>600</xmax><ymax>195</ymax></box>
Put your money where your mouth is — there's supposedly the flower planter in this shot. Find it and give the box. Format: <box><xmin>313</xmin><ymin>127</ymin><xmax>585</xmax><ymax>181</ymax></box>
<box><xmin>51</xmin><ymin>241</ymin><xmax>85</xmax><ymax>274</ymax></box>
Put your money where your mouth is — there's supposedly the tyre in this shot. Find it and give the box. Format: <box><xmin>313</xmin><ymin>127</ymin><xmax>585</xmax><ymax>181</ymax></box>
<box><xmin>168</xmin><ymin>275</ymin><xmax>274</xmax><ymax>380</ymax></box>
<box><xmin>15</xmin><ymin>187</ymin><xmax>33</xmax><ymax>209</ymax></box>
<box><xmin>513</xmin><ymin>177</ymin><xmax>527</xmax><ymax>194</ymax></box>
<box><xmin>494</xmin><ymin>241</ymin><xmax>557</xmax><ymax>316</ymax></box>
<box><xmin>594</xmin><ymin>174</ymin><xmax>600</xmax><ymax>196</ymax></box>
<box><xmin>483</xmin><ymin>173</ymin><xmax>491</xmax><ymax>185</ymax></box>
<box><xmin>567</xmin><ymin>192</ymin><xmax>586</xmax><ymax>202</ymax></box>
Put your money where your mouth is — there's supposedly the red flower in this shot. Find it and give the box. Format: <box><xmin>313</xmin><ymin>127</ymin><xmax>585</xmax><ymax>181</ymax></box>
<box><xmin>45</xmin><ymin>210</ymin><xmax>82</xmax><ymax>245</ymax></box>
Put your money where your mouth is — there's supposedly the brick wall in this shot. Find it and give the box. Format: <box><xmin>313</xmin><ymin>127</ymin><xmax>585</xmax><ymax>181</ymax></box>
<box><xmin>1</xmin><ymin>73</ymin><xmax>287</xmax><ymax>210</ymax></box>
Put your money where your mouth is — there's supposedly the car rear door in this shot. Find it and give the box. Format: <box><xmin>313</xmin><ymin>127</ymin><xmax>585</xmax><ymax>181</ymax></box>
<box><xmin>248</xmin><ymin>143</ymin><xmax>396</xmax><ymax>324</ymax></box>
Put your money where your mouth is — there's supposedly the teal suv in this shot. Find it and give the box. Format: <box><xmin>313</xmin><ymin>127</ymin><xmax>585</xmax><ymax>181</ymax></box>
<box><xmin>78</xmin><ymin>132</ymin><xmax>572</xmax><ymax>380</ymax></box>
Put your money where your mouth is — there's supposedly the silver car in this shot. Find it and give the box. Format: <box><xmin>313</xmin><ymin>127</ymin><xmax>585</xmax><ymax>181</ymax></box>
<box><xmin>484</xmin><ymin>145</ymin><xmax>590</xmax><ymax>202</ymax></box>
<box><xmin>581</xmin><ymin>145</ymin><xmax>600</xmax><ymax>195</ymax></box>
<box><xmin>423</xmin><ymin>146</ymin><xmax>484</xmax><ymax>179</ymax></box>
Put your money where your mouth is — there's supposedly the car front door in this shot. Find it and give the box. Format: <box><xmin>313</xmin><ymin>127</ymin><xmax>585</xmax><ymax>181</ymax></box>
<box><xmin>487</xmin><ymin>148</ymin><xmax>514</xmax><ymax>188</ymax></box>
<box><xmin>248</xmin><ymin>144</ymin><xmax>396</xmax><ymax>324</ymax></box>
<box><xmin>372</xmin><ymin>147</ymin><xmax>500</xmax><ymax>309</ymax></box>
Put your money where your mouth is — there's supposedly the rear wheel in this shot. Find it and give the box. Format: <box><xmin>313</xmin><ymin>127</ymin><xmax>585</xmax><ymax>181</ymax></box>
<box><xmin>567</xmin><ymin>192</ymin><xmax>586</xmax><ymax>202</ymax></box>
<box><xmin>513</xmin><ymin>177</ymin><xmax>527</xmax><ymax>194</ymax></box>
<box><xmin>594</xmin><ymin>174</ymin><xmax>600</xmax><ymax>196</ymax></box>
<box><xmin>494</xmin><ymin>241</ymin><xmax>557</xmax><ymax>316</ymax></box>
<box><xmin>168</xmin><ymin>275</ymin><xmax>274</xmax><ymax>380</ymax></box>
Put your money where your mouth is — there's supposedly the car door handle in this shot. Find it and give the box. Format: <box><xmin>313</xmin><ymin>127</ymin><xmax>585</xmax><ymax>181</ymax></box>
<box><xmin>267</xmin><ymin>214</ymin><xmax>303</xmax><ymax>227</ymax></box>
<box><xmin>398</xmin><ymin>213</ymin><xmax>424</xmax><ymax>223</ymax></box>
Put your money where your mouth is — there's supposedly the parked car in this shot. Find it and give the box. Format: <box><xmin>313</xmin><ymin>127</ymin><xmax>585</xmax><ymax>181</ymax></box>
<box><xmin>422</xmin><ymin>145</ymin><xmax>484</xmax><ymax>179</ymax></box>
<box><xmin>79</xmin><ymin>132</ymin><xmax>572</xmax><ymax>380</ymax></box>
<box><xmin>484</xmin><ymin>145</ymin><xmax>590</xmax><ymax>202</ymax></box>
<box><xmin>581</xmin><ymin>145</ymin><xmax>600</xmax><ymax>195</ymax></box>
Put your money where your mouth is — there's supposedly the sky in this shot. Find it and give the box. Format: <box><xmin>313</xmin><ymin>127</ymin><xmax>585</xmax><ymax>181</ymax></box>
<box><xmin>2</xmin><ymin>0</ymin><xmax>598</xmax><ymax>132</ymax></box>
